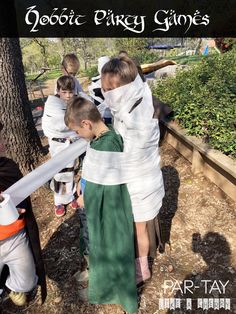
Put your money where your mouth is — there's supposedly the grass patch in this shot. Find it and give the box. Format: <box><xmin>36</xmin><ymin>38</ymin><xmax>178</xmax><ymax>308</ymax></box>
<box><xmin>168</xmin><ymin>55</ymin><xmax>208</xmax><ymax>65</ymax></box>
<box><xmin>26</xmin><ymin>69</ymin><xmax>62</xmax><ymax>82</ymax></box>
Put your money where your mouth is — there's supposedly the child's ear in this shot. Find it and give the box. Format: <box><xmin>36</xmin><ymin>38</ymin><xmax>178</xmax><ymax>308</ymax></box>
<box><xmin>82</xmin><ymin>120</ymin><xmax>92</xmax><ymax>130</ymax></box>
<box><xmin>81</xmin><ymin>120</ymin><xmax>90</xmax><ymax>129</ymax></box>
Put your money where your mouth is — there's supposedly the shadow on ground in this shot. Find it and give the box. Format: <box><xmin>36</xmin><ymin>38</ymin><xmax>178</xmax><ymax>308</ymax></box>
<box><xmin>41</xmin><ymin>210</ymin><xmax>98</xmax><ymax>313</ymax></box>
<box><xmin>159</xmin><ymin>165</ymin><xmax>180</xmax><ymax>250</ymax></box>
<box><xmin>167</xmin><ymin>232</ymin><xmax>236</xmax><ymax>314</ymax></box>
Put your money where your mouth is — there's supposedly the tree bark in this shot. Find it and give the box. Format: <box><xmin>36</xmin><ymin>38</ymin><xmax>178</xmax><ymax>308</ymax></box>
<box><xmin>194</xmin><ymin>38</ymin><xmax>202</xmax><ymax>55</ymax></box>
<box><xmin>59</xmin><ymin>38</ymin><xmax>66</xmax><ymax>60</ymax></box>
<box><xmin>0</xmin><ymin>38</ymin><xmax>43</xmax><ymax>173</ymax></box>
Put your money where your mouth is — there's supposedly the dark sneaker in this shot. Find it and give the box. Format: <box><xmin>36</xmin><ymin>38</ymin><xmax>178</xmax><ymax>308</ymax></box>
<box><xmin>54</xmin><ymin>205</ymin><xmax>65</xmax><ymax>217</ymax></box>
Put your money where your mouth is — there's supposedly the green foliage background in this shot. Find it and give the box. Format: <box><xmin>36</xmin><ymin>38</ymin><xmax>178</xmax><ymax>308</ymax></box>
<box><xmin>153</xmin><ymin>51</ymin><xmax>236</xmax><ymax>159</ymax></box>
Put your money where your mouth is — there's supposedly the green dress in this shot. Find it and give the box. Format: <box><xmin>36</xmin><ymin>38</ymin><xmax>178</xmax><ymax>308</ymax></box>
<box><xmin>84</xmin><ymin>129</ymin><xmax>138</xmax><ymax>314</ymax></box>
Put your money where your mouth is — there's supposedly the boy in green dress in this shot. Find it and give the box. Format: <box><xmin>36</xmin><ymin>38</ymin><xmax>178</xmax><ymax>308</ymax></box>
<box><xmin>65</xmin><ymin>97</ymin><xmax>137</xmax><ymax>314</ymax></box>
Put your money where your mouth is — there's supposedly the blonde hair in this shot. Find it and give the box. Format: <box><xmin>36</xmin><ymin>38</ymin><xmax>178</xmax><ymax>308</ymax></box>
<box><xmin>101</xmin><ymin>56</ymin><xmax>138</xmax><ymax>85</ymax></box>
<box><xmin>62</xmin><ymin>53</ymin><xmax>80</xmax><ymax>75</ymax></box>
<box><xmin>65</xmin><ymin>97</ymin><xmax>102</xmax><ymax>127</ymax></box>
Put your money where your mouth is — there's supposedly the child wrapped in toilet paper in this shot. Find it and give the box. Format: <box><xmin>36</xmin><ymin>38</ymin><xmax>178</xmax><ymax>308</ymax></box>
<box><xmin>0</xmin><ymin>121</ymin><xmax>46</xmax><ymax>305</ymax></box>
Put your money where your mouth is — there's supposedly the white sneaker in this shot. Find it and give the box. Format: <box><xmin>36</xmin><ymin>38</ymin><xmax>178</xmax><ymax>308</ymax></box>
<box><xmin>9</xmin><ymin>291</ymin><xmax>26</xmax><ymax>306</ymax></box>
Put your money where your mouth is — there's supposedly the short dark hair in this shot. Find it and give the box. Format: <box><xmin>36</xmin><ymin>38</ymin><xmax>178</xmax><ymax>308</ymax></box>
<box><xmin>101</xmin><ymin>56</ymin><xmax>138</xmax><ymax>85</ymax></box>
<box><xmin>65</xmin><ymin>96</ymin><xmax>102</xmax><ymax>127</ymax></box>
<box><xmin>56</xmin><ymin>75</ymin><xmax>75</xmax><ymax>91</ymax></box>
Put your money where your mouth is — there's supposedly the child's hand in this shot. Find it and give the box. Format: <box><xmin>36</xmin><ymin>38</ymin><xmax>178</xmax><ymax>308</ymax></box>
<box><xmin>17</xmin><ymin>208</ymin><xmax>26</xmax><ymax>215</ymax></box>
<box><xmin>77</xmin><ymin>195</ymin><xmax>84</xmax><ymax>208</ymax></box>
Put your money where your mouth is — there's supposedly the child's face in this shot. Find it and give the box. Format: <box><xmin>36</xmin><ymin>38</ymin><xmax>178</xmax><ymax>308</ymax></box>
<box><xmin>58</xmin><ymin>89</ymin><xmax>74</xmax><ymax>104</ymax></box>
<box><xmin>62</xmin><ymin>65</ymin><xmax>79</xmax><ymax>77</ymax></box>
<box><xmin>101</xmin><ymin>74</ymin><xmax>123</xmax><ymax>92</ymax></box>
<box><xmin>71</xmin><ymin>121</ymin><xmax>94</xmax><ymax>141</ymax></box>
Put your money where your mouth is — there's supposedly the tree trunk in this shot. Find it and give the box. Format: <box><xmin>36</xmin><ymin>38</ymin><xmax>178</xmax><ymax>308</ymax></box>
<box><xmin>59</xmin><ymin>38</ymin><xmax>66</xmax><ymax>60</ymax></box>
<box><xmin>194</xmin><ymin>38</ymin><xmax>202</xmax><ymax>55</ymax></box>
<box><xmin>0</xmin><ymin>38</ymin><xmax>43</xmax><ymax>173</ymax></box>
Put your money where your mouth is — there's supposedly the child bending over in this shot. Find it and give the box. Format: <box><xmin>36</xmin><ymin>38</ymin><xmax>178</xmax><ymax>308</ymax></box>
<box><xmin>65</xmin><ymin>97</ymin><xmax>138</xmax><ymax>314</ymax></box>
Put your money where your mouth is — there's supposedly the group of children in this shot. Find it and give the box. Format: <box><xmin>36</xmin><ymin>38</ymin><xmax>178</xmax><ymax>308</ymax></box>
<box><xmin>0</xmin><ymin>52</ymin><xmax>165</xmax><ymax>313</ymax></box>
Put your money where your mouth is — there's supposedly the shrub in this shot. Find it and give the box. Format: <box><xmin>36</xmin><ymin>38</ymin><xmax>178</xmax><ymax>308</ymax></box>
<box><xmin>152</xmin><ymin>51</ymin><xmax>236</xmax><ymax>159</ymax></box>
<box><xmin>83</xmin><ymin>65</ymin><xmax>98</xmax><ymax>79</ymax></box>
<box><xmin>133</xmin><ymin>50</ymin><xmax>160</xmax><ymax>64</ymax></box>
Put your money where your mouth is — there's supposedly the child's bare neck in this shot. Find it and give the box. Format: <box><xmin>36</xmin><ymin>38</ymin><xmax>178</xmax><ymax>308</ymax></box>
<box><xmin>93</xmin><ymin>121</ymin><xmax>109</xmax><ymax>139</ymax></box>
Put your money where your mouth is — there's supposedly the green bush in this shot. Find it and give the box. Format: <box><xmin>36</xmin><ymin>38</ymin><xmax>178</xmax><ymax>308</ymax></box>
<box><xmin>168</xmin><ymin>55</ymin><xmax>206</xmax><ymax>65</ymax></box>
<box><xmin>153</xmin><ymin>51</ymin><xmax>236</xmax><ymax>159</ymax></box>
<box><xmin>83</xmin><ymin>65</ymin><xmax>99</xmax><ymax>79</ymax></box>
<box><xmin>133</xmin><ymin>50</ymin><xmax>160</xmax><ymax>64</ymax></box>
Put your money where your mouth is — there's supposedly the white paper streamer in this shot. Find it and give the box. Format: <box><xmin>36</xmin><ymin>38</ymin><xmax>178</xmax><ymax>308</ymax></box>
<box><xmin>0</xmin><ymin>193</ymin><xmax>19</xmax><ymax>225</ymax></box>
<box><xmin>4</xmin><ymin>139</ymin><xmax>88</xmax><ymax>207</ymax></box>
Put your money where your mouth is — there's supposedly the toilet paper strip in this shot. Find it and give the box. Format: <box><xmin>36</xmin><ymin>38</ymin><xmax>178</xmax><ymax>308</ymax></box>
<box><xmin>4</xmin><ymin>139</ymin><xmax>87</xmax><ymax>207</ymax></box>
<box><xmin>0</xmin><ymin>193</ymin><xmax>19</xmax><ymax>225</ymax></box>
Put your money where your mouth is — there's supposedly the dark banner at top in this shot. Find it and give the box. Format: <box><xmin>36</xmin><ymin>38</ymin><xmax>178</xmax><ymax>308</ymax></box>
<box><xmin>0</xmin><ymin>0</ymin><xmax>236</xmax><ymax>37</ymax></box>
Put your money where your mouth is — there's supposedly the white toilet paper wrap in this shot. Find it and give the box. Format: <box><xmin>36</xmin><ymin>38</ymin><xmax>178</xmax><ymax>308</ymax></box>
<box><xmin>0</xmin><ymin>193</ymin><xmax>19</xmax><ymax>225</ymax></box>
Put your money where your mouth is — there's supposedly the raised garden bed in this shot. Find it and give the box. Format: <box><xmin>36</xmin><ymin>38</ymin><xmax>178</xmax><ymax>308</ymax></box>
<box><xmin>161</xmin><ymin>120</ymin><xmax>236</xmax><ymax>202</ymax></box>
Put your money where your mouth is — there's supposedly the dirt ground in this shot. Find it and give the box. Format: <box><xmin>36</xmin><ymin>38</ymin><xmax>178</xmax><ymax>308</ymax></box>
<box><xmin>1</xmin><ymin>139</ymin><xmax>236</xmax><ymax>314</ymax></box>
<box><xmin>1</xmin><ymin>78</ymin><xmax>236</xmax><ymax>313</ymax></box>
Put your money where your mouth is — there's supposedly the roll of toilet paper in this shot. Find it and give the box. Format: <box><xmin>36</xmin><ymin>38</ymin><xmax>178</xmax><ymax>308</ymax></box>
<box><xmin>5</xmin><ymin>139</ymin><xmax>88</xmax><ymax>207</ymax></box>
<box><xmin>0</xmin><ymin>193</ymin><xmax>19</xmax><ymax>225</ymax></box>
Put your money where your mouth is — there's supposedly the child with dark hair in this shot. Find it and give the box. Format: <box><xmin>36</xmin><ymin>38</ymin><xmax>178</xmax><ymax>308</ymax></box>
<box><xmin>55</xmin><ymin>53</ymin><xmax>84</xmax><ymax>96</ymax></box>
<box><xmin>65</xmin><ymin>97</ymin><xmax>138</xmax><ymax>314</ymax></box>
<box><xmin>42</xmin><ymin>76</ymin><xmax>79</xmax><ymax>217</ymax></box>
